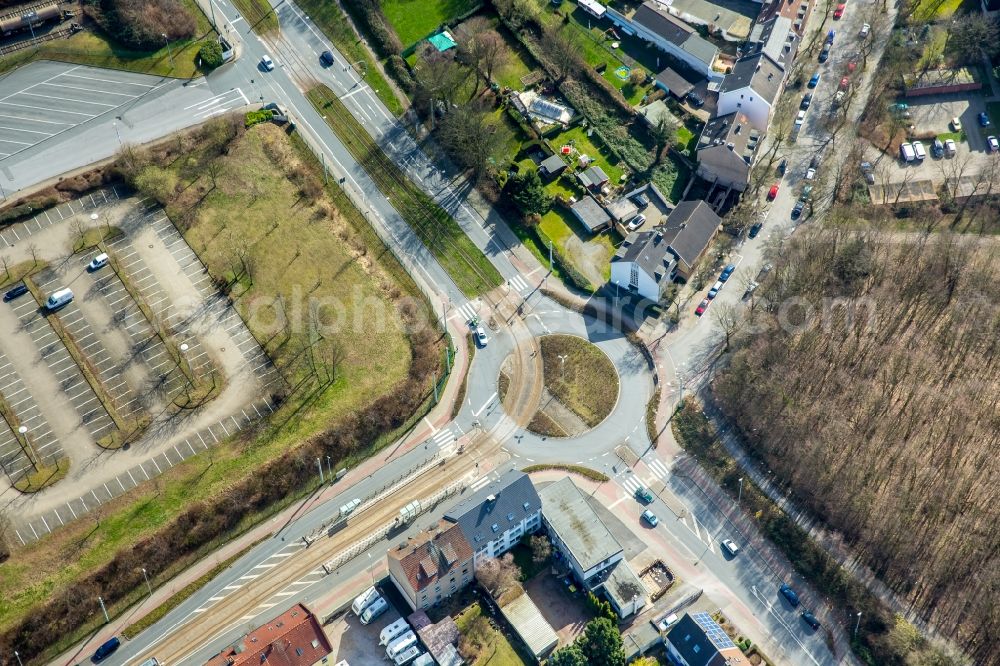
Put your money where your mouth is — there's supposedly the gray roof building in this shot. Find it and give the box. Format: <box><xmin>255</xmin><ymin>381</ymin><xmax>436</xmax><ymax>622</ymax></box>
<box><xmin>720</xmin><ymin>52</ymin><xmax>784</xmax><ymax>105</ymax></box>
<box><xmin>539</xmin><ymin>477</ymin><xmax>622</xmax><ymax>574</ymax></box>
<box><xmin>633</xmin><ymin>2</ymin><xmax>694</xmax><ymax>46</ymax></box>
<box><xmin>501</xmin><ymin>592</ymin><xmax>559</xmax><ymax>659</ymax></box>
<box><xmin>627</xmin><ymin>2</ymin><xmax>719</xmax><ymax>75</ymax></box>
<box><xmin>570</xmin><ymin>195</ymin><xmax>612</xmax><ymax>233</ymax></box>
<box><xmin>661</xmin><ymin>200</ymin><xmax>722</xmax><ymax>269</ymax></box>
<box><xmin>654</xmin><ymin>66</ymin><xmax>696</xmax><ymax>98</ymax></box>
<box><xmin>748</xmin><ymin>15</ymin><xmax>796</xmax><ymax>69</ymax></box>
<box><xmin>577</xmin><ymin>165</ymin><xmax>610</xmax><ymax>190</ymax></box>
<box><xmin>539</xmin><ymin>154</ymin><xmax>566</xmax><ymax>178</ymax></box>
<box><xmin>696</xmin><ymin>112</ymin><xmax>762</xmax><ymax>192</ymax></box>
<box><xmin>443</xmin><ymin>469</ymin><xmax>541</xmax><ymax>552</ymax></box>
<box><xmin>665</xmin><ymin>612</ymin><xmax>746</xmax><ymax>666</ymax></box>
<box><xmin>613</xmin><ymin>228</ymin><xmax>677</xmax><ymax>285</ymax></box>
<box><xmin>591</xmin><ymin>559</ymin><xmax>647</xmax><ymax>617</ymax></box>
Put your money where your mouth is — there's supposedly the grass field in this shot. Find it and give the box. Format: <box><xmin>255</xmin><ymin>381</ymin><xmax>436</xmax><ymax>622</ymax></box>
<box><xmin>307</xmin><ymin>85</ymin><xmax>503</xmax><ymax>297</ymax></box>
<box><xmin>292</xmin><ymin>0</ymin><xmax>405</xmax><ymax>116</ymax></box>
<box><xmin>381</xmin><ymin>0</ymin><xmax>481</xmax><ymax>47</ymax></box>
<box><xmin>551</xmin><ymin>125</ymin><xmax>626</xmax><ymax>184</ymax></box>
<box><xmin>537</xmin><ymin>207</ymin><xmax>615</xmax><ymax>287</ymax></box>
<box><xmin>0</xmin><ymin>0</ymin><xmax>215</xmax><ymax>78</ymax></box>
<box><xmin>455</xmin><ymin>602</ymin><xmax>528</xmax><ymax>666</ymax></box>
<box><xmin>539</xmin><ymin>334</ymin><xmax>619</xmax><ymax>426</ymax></box>
<box><xmin>0</xmin><ymin>125</ymin><xmax>427</xmax><ymax>649</ymax></box>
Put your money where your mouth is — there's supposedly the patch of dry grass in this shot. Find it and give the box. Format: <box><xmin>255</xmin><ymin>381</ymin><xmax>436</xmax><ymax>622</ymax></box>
<box><xmin>539</xmin><ymin>334</ymin><xmax>618</xmax><ymax>427</ymax></box>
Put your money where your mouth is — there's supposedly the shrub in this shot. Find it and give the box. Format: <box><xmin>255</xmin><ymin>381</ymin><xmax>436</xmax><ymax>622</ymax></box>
<box><xmin>386</xmin><ymin>54</ymin><xmax>415</xmax><ymax>93</ymax></box>
<box><xmin>198</xmin><ymin>40</ymin><xmax>224</xmax><ymax>69</ymax></box>
<box><xmin>84</xmin><ymin>0</ymin><xmax>196</xmax><ymax>51</ymax></box>
<box><xmin>341</xmin><ymin>0</ymin><xmax>403</xmax><ymax>57</ymax></box>
<box><xmin>244</xmin><ymin>109</ymin><xmax>274</xmax><ymax>128</ymax></box>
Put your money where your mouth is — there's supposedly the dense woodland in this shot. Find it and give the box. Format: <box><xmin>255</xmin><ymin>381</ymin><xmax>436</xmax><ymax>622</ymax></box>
<box><xmin>714</xmin><ymin>229</ymin><xmax>1000</xmax><ymax>663</ymax></box>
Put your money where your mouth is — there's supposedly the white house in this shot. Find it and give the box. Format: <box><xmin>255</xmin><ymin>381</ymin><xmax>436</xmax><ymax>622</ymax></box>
<box><xmin>443</xmin><ymin>470</ymin><xmax>542</xmax><ymax>566</ymax></box>
<box><xmin>606</xmin><ymin>2</ymin><xmax>723</xmax><ymax>82</ymax></box>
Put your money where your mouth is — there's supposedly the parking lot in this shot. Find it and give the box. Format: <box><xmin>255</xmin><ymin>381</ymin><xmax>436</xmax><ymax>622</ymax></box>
<box><xmin>0</xmin><ymin>349</ymin><xmax>64</xmax><ymax>481</ymax></box>
<box><xmin>0</xmin><ymin>62</ymin><xmax>168</xmax><ymax>159</ymax></box>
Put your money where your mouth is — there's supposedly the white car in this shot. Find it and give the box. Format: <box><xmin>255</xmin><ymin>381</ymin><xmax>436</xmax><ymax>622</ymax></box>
<box><xmin>989</xmin><ymin>136</ymin><xmax>999</xmax><ymax>152</ymax></box>
<box><xmin>88</xmin><ymin>253</ymin><xmax>109</xmax><ymax>271</ymax></box>
<box><xmin>900</xmin><ymin>142</ymin><xmax>915</xmax><ymax>162</ymax></box>
<box><xmin>912</xmin><ymin>140</ymin><xmax>926</xmax><ymax>161</ymax></box>
<box><xmin>950</xmin><ymin>117</ymin><xmax>962</xmax><ymax>132</ymax></box>
<box><xmin>475</xmin><ymin>326</ymin><xmax>488</xmax><ymax>347</ymax></box>
<box><xmin>805</xmin><ymin>168</ymin><xmax>816</xmax><ymax>180</ymax></box>
<box><xmin>721</xmin><ymin>538</ymin><xmax>740</xmax><ymax>556</ymax></box>
<box><xmin>944</xmin><ymin>138</ymin><xmax>957</xmax><ymax>156</ymax></box>
<box><xmin>795</xmin><ymin>110</ymin><xmax>806</xmax><ymax>126</ymax></box>
<box><xmin>626</xmin><ymin>214</ymin><xmax>646</xmax><ymax>231</ymax></box>
<box><xmin>261</xmin><ymin>54</ymin><xmax>275</xmax><ymax>71</ymax></box>
<box><xmin>859</xmin><ymin>22</ymin><xmax>870</xmax><ymax>38</ymax></box>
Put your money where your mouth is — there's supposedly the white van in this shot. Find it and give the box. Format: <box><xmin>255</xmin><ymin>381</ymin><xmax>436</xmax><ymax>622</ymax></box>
<box><xmin>380</xmin><ymin>618</ymin><xmax>410</xmax><ymax>645</ymax></box>
<box><xmin>900</xmin><ymin>142</ymin><xmax>915</xmax><ymax>162</ymax></box>
<box><xmin>360</xmin><ymin>597</ymin><xmax>388</xmax><ymax>624</ymax></box>
<box><xmin>45</xmin><ymin>288</ymin><xmax>74</xmax><ymax>310</ymax></box>
<box><xmin>912</xmin><ymin>140</ymin><xmax>926</xmax><ymax>161</ymax></box>
<box><xmin>340</xmin><ymin>498</ymin><xmax>361</xmax><ymax>516</ymax></box>
<box><xmin>393</xmin><ymin>646</ymin><xmax>422</xmax><ymax>665</ymax></box>
<box><xmin>385</xmin><ymin>631</ymin><xmax>417</xmax><ymax>659</ymax></box>
<box><xmin>351</xmin><ymin>586</ymin><xmax>380</xmax><ymax>615</ymax></box>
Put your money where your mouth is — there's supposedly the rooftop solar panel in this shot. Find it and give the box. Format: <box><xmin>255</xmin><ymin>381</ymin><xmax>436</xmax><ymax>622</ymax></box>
<box><xmin>692</xmin><ymin>612</ymin><xmax>738</xmax><ymax>650</ymax></box>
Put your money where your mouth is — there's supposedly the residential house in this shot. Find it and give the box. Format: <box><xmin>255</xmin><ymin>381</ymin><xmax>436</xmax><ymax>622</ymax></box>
<box><xmin>538</xmin><ymin>154</ymin><xmax>567</xmax><ymax>179</ymax></box>
<box><xmin>611</xmin><ymin>199</ymin><xmax>721</xmax><ymax>298</ymax></box>
<box><xmin>716</xmin><ymin>16</ymin><xmax>796</xmax><ymax>131</ymax></box>
<box><xmin>570</xmin><ymin>195</ymin><xmax>613</xmax><ymax>234</ymax></box>
<box><xmin>204</xmin><ymin>604</ymin><xmax>333</xmax><ymax>666</ymax></box>
<box><xmin>408</xmin><ymin>610</ymin><xmax>464</xmax><ymax>666</ymax></box>
<box><xmin>387</xmin><ymin>520</ymin><xmax>474</xmax><ymax>611</ymax></box>
<box><xmin>695</xmin><ymin>112</ymin><xmax>763</xmax><ymax>192</ymax></box>
<box><xmin>607</xmin><ymin>2</ymin><xmax>722</xmax><ymax>82</ymax></box>
<box><xmin>577</xmin><ymin>164</ymin><xmax>610</xmax><ymax>192</ymax></box>
<box><xmin>665</xmin><ymin>612</ymin><xmax>748</xmax><ymax>666</ymax></box>
<box><xmin>443</xmin><ymin>469</ymin><xmax>542</xmax><ymax>566</ymax></box>
<box><xmin>538</xmin><ymin>477</ymin><xmax>647</xmax><ymax>618</ymax></box>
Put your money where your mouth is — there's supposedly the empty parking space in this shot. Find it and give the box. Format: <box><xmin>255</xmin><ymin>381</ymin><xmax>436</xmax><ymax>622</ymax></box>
<box><xmin>0</xmin><ymin>63</ymin><xmax>168</xmax><ymax>159</ymax></box>
<box><xmin>0</xmin><ymin>186</ymin><xmax>121</xmax><ymax>248</ymax></box>
<box><xmin>9</xmin><ymin>290</ymin><xmax>114</xmax><ymax>438</ymax></box>
<box><xmin>0</xmin><ymin>349</ymin><xmax>64</xmax><ymax>481</ymax></box>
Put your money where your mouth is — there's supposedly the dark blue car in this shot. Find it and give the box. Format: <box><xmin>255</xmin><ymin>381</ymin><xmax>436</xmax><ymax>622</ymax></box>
<box><xmin>720</xmin><ymin>264</ymin><xmax>736</xmax><ymax>282</ymax></box>
<box><xmin>779</xmin><ymin>584</ymin><xmax>800</xmax><ymax>607</ymax></box>
<box><xmin>808</xmin><ymin>73</ymin><xmax>820</xmax><ymax>88</ymax></box>
<box><xmin>92</xmin><ymin>637</ymin><xmax>120</xmax><ymax>663</ymax></box>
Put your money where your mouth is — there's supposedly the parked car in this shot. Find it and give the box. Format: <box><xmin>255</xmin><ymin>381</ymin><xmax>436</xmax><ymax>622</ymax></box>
<box><xmin>720</xmin><ymin>264</ymin><xmax>736</xmax><ymax>281</ymax></box>
<box><xmin>779</xmin><ymin>584</ymin><xmax>801</xmax><ymax>607</ymax></box>
<box><xmin>87</xmin><ymin>253</ymin><xmax>109</xmax><ymax>271</ymax></box>
<box><xmin>801</xmin><ymin>612</ymin><xmax>822</xmax><ymax>630</ymax></box>
<box><xmin>742</xmin><ymin>281</ymin><xmax>759</xmax><ymax>299</ymax></box>
<box><xmin>912</xmin><ymin>140</ymin><xmax>926</xmax><ymax>160</ymax></box>
<box><xmin>626</xmin><ymin>214</ymin><xmax>645</xmax><ymax>231</ymax></box>
<box><xmin>989</xmin><ymin>136</ymin><xmax>999</xmax><ymax>153</ymax></box>
<box><xmin>808</xmin><ymin>72</ymin><xmax>821</xmax><ymax>88</ymax></box>
<box><xmin>931</xmin><ymin>139</ymin><xmax>944</xmax><ymax>158</ymax></box>
<box><xmin>778</xmin><ymin>158</ymin><xmax>787</xmax><ymax>175</ymax></box>
<box><xmin>92</xmin><ymin>637</ymin><xmax>121</xmax><ymax>663</ymax></box>
<box><xmin>900</xmin><ymin>142</ymin><xmax>915</xmax><ymax>162</ymax></box>
<box><xmin>686</xmin><ymin>92</ymin><xmax>705</xmax><ymax>108</ymax></box>
<box><xmin>951</xmin><ymin>117</ymin><xmax>962</xmax><ymax>131</ymax></box>
<box><xmin>805</xmin><ymin>168</ymin><xmax>816</xmax><ymax>180</ymax></box>
<box><xmin>320</xmin><ymin>50</ymin><xmax>335</xmax><ymax>66</ymax></box>
<box><xmin>767</xmin><ymin>183</ymin><xmax>779</xmax><ymax>200</ymax></box>
<box><xmin>944</xmin><ymin>138</ymin><xmax>957</xmax><ymax>156</ymax></box>
<box><xmin>361</xmin><ymin>597</ymin><xmax>389</xmax><ymax>624</ymax></box>
<box><xmin>260</xmin><ymin>54</ymin><xmax>275</xmax><ymax>71</ymax></box>
<box><xmin>635</xmin><ymin>485</ymin><xmax>654</xmax><ymax>503</ymax></box>
<box><xmin>795</xmin><ymin>110</ymin><xmax>806</xmax><ymax>127</ymax></box>
<box><xmin>792</xmin><ymin>201</ymin><xmax>805</xmax><ymax>218</ymax></box>
<box><xmin>859</xmin><ymin>22</ymin><xmax>870</xmax><ymax>37</ymax></box>
<box><xmin>800</xmin><ymin>184</ymin><xmax>813</xmax><ymax>200</ymax></box>
<box><xmin>708</xmin><ymin>281</ymin><xmax>723</xmax><ymax>299</ymax></box>
<box><xmin>826</xmin><ymin>29</ymin><xmax>836</xmax><ymax>44</ymax></box>
<box><xmin>864</xmin><ymin>171</ymin><xmax>875</xmax><ymax>184</ymax></box>
<box><xmin>839</xmin><ymin>76</ymin><xmax>850</xmax><ymax>90</ymax></box>
<box><xmin>979</xmin><ymin>111</ymin><xmax>991</xmax><ymax>127</ymax></box>
<box><xmin>3</xmin><ymin>284</ymin><xmax>27</xmax><ymax>302</ymax></box>
<box><xmin>45</xmin><ymin>288</ymin><xmax>73</xmax><ymax>311</ymax></box>
<box><xmin>475</xmin><ymin>326</ymin><xmax>488</xmax><ymax>347</ymax></box>
<box><xmin>748</xmin><ymin>222</ymin><xmax>763</xmax><ymax>238</ymax></box>
<box><xmin>695</xmin><ymin>298</ymin><xmax>709</xmax><ymax>316</ymax></box>
<box><xmin>631</xmin><ymin>192</ymin><xmax>650</xmax><ymax>208</ymax></box>
<box><xmin>641</xmin><ymin>509</ymin><xmax>659</xmax><ymax>527</ymax></box>
<box><xmin>833</xmin><ymin>2</ymin><xmax>846</xmax><ymax>17</ymax></box>
<box><xmin>721</xmin><ymin>538</ymin><xmax>740</xmax><ymax>556</ymax></box>
<box><xmin>800</xmin><ymin>93</ymin><xmax>812</xmax><ymax>110</ymax></box>
<box><xmin>819</xmin><ymin>45</ymin><xmax>831</xmax><ymax>62</ymax></box>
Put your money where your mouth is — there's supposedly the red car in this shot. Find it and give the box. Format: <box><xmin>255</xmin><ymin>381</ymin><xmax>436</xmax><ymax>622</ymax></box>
<box><xmin>767</xmin><ymin>183</ymin><xmax>779</xmax><ymax>200</ymax></box>
<box><xmin>839</xmin><ymin>76</ymin><xmax>850</xmax><ymax>90</ymax></box>
<box><xmin>695</xmin><ymin>299</ymin><xmax>709</xmax><ymax>316</ymax></box>
<box><xmin>833</xmin><ymin>3</ymin><xmax>846</xmax><ymax>18</ymax></box>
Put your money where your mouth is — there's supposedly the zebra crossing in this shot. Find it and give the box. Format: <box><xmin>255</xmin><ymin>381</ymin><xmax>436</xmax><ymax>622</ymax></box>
<box><xmin>431</xmin><ymin>426</ymin><xmax>459</xmax><ymax>455</ymax></box>
<box><xmin>647</xmin><ymin>458</ymin><xmax>670</xmax><ymax>479</ymax></box>
<box><xmin>507</xmin><ymin>274</ymin><xmax>530</xmax><ymax>294</ymax></box>
<box><xmin>620</xmin><ymin>474</ymin><xmax>645</xmax><ymax>495</ymax></box>
<box><xmin>452</xmin><ymin>301</ymin><xmax>479</xmax><ymax>325</ymax></box>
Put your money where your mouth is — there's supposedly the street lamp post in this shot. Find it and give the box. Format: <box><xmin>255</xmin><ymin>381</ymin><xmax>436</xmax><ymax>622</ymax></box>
<box><xmin>738</xmin><ymin>477</ymin><xmax>744</xmax><ymax>505</ymax></box>
<box><xmin>98</xmin><ymin>596</ymin><xmax>110</xmax><ymax>623</ymax></box>
<box><xmin>316</xmin><ymin>457</ymin><xmax>325</xmax><ymax>484</ymax></box>
<box><xmin>14</xmin><ymin>651</ymin><xmax>23</xmax><ymax>666</ymax></box>
<box><xmin>854</xmin><ymin>612</ymin><xmax>863</xmax><ymax>636</ymax></box>
<box><xmin>141</xmin><ymin>567</ymin><xmax>152</xmax><ymax>597</ymax></box>
<box><xmin>113</xmin><ymin>121</ymin><xmax>123</xmax><ymax>148</ymax></box>
<box><xmin>162</xmin><ymin>34</ymin><xmax>175</xmax><ymax>68</ymax></box>
<box><xmin>557</xmin><ymin>354</ymin><xmax>568</xmax><ymax>379</ymax></box>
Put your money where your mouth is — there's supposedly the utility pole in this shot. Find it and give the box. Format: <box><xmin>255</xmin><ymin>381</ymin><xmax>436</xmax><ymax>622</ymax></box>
<box><xmin>141</xmin><ymin>568</ymin><xmax>152</xmax><ymax>597</ymax></box>
<box><xmin>326</xmin><ymin>455</ymin><xmax>333</xmax><ymax>481</ymax></box>
<box><xmin>432</xmin><ymin>373</ymin><xmax>439</xmax><ymax>403</ymax></box>
<box><xmin>98</xmin><ymin>596</ymin><xmax>109</xmax><ymax>623</ymax></box>
<box><xmin>14</xmin><ymin>651</ymin><xmax>23</xmax><ymax>666</ymax></box>
<box><xmin>316</xmin><ymin>457</ymin><xmax>325</xmax><ymax>484</ymax></box>
<box><xmin>558</xmin><ymin>354</ymin><xmax>568</xmax><ymax>379</ymax></box>
<box><xmin>738</xmin><ymin>477</ymin><xmax>744</xmax><ymax>505</ymax></box>
<box><xmin>854</xmin><ymin>612</ymin><xmax>863</xmax><ymax>636</ymax></box>
<box><xmin>548</xmin><ymin>241</ymin><xmax>553</xmax><ymax>270</ymax></box>
<box><xmin>162</xmin><ymin>34</ymin><xmax>174</xmax><ymax>68</ymax></box>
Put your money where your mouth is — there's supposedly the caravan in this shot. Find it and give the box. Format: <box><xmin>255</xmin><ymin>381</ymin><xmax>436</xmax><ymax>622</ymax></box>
<box><xmin>380</xmin><ymin>618</ymin><xmax>410</xmax><ymax>646</ymax></box>
<box><xmin>351</xmin><ymin>586</ymin><xmax>380</xmax><ymax>615</ymax></box>
<box><xmin>385</xmin><ymin>631</ymin><xmax>417</xmax><ymax>659</ymax></box>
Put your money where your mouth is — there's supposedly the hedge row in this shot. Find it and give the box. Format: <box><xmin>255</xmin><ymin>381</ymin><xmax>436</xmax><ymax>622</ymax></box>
<box><xmin>341</xmin><ymin>0</ymin><xmax>403</xmax><ymax>58</ymax></box>
<box><xmin>83</xmin><ymin>0</ymin><xmax>196</xmax><ymax>52</ymax></box>
<box><xmin>244</xmin><ymin>109</ymin><xmax>274</xmax><ymax>128</ymax></box>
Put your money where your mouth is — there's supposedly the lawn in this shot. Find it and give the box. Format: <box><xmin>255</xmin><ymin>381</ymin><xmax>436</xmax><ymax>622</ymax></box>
<box><xmin>552</xmin><ymin>125</ymin><xmax>626</xmax><ymax>184</ymax></box>
<box><xmin>539</xmin><ymin>334</ymin><xmax>619</xmax><ymax>427</ymax></box>
<box><xmin>382</xmin><ymin>0</ymin><xmax>481</xmax><ymax>48</ymax></box>
<box><xmin>0</xmin><ymin>0</ymin><xmax>216</xmax><ymax>78</ymax></box>
<box><xmin>455</xmin><ymin>603</ymin><xmax>529</xmax><ymax>666</ymax></box>
<box><xmin>494</xmin><ymin>25</ymin><xmax>539</xmax><ymax>90</ymax></box>
<box><xmin>911</xmin><ymin>0</ymin><xmax>973</xmax><ymax>21</ymax></box>
<box><xmin>537</xmin><ymin>207</ymin><xmax>616</xmax><ymax>286</ymax></box>
<box><xmin>0</xmin><ymin>124</ymin><xmax>431</xmax><ymax>656</ymax></box>
<box><xmin>307</xmin><ymin>85</ymin><xmax>503</xmax><ymax>297</ymax></box>
<box><xmin>292</xmin><ymin>0</ymin><xmax>405</xmax><ymax>116</ymax></box>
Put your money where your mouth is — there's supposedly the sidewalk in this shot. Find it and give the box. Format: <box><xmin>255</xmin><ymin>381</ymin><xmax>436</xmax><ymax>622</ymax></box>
<box><xmin>58</xmin><ymin>316</ymin><xmax>473</xmax><ymax>665</ymax></box>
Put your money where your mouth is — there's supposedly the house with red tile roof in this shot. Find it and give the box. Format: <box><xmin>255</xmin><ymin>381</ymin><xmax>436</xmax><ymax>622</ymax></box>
<box><xmin>204</xmin><ymin>604</ymin><xmax>333</xmax><ymax>666</ymax></box>
<box><xmin>387</xmin><ymin>520</ymin><xmax>474</xmax><ymax>610</ymax></box>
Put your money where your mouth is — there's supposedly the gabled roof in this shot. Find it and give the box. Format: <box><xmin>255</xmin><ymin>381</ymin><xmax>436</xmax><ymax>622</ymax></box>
<box><xmin>443</xmin><ymin>470</ymin><xmax>541</xmax><ymax>549</ymax></box>
<box><xmin>633</xmin><ymin>2</ymin><xmax>694</xmax><ymax>46</ymax></box>
<box><xmin>663</xmin><ymin>200</ymin><xmax>721</xmax><ymax>265</ymax></box>
<box><xmin>697</xmin><ymin>111</ymin><xmax>762</xmax><ymax>165</ymax></box>
<box><xmin>578</xmin><ymin>165</ymin><xmax>610</xmax><ymax>189</ymax></box>
<box><xmin>539</xmin><ymin>477</ymin><xmax>623</xmax><ymax>572</ymax></box>
<box><xmin>389</xmin><ymin>521</ymin><xmax>473</xmax><ymax>593</ymax></box>
<box><xmin>666</xmin><ymin>612</ymin><xmax>746</xmax><ymax>666</ymax></box>
<box><xmin>539</xmin><ymin>154</ymin><xmax>566</xmax><ymax>175</ymax></box>
<box><xmin>205</xmin><ymin>604</ymin><xmax>332</xmax><ymax>666</ymax></box>
<box><xmin>720</xmin><ymin>52</ymin><xmax>784</xmax><ymax>105</ymax></box>
<box><xmin>612</xmin><ymin>228</ymin><xmax>676</xmax><ymax>283</ymax></box>
<box><xmin>654</xmin><ymin>67</ymin><xmax>696</xmax><ymax>97</ymax></box>
<box><xmin>749</xmin><ymin>15</ymin><xmax>796</xmax><ymax>68</ymax></box>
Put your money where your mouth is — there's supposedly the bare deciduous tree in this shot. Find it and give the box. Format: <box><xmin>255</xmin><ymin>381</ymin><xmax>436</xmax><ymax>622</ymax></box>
<box><xmin>475</xmin><ymin>553</ymin><xmax>521</xmax><ymax>597</ymax></box>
